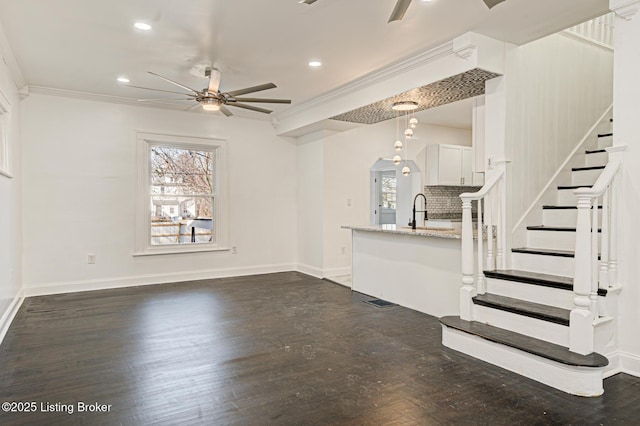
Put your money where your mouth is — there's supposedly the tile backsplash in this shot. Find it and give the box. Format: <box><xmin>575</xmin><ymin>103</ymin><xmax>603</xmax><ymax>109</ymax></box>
<box><xmin>423</xmin><ymin>186</ymin><xmax>482</xmax><ymax>220</ymax></box>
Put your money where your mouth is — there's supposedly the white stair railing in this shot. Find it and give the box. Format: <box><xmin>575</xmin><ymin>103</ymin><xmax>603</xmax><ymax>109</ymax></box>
<box><xmin>459</xmin><ymin>169</ymin><xmax>506</xmax><ymax>321</ymax></box>
<box><xmin>566</xmin><ymin>12</ymin><xmax>615</xmax><ymax>49</ymax></box>
<box><xmin>570</xmin><ymin>147</ymin><xmax>625</xmax><ymax>355</ymax></box>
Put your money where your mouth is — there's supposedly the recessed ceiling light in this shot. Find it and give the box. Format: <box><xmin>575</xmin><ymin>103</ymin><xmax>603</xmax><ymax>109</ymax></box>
<box><xmin>308</xmin><ymin>61</ymin><xmax>322</xmax><ymax>67</ymax></box>
<box><xmin>117</xmin><ymin>77</ymin><xmax>130</xmax><ymax>83</ymax></box>
<box><xmin>134</xmin><ymin>22</ymin><xmax>152</xmax><ymax>31</ymax></box>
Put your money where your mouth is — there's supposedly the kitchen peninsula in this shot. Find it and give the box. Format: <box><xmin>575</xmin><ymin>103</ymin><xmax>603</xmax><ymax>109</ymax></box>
<box><xmin>342</xmin><ymin>224</ymin><xmax>478</xmax><ymax>318</ymax></box>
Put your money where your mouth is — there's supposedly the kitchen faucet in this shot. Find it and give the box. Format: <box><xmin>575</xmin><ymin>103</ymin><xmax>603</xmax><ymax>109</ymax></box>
<box><xmin>410</xmin><ymin>193</ymin><xmax>428</xmax><ymax>230</ymax></box>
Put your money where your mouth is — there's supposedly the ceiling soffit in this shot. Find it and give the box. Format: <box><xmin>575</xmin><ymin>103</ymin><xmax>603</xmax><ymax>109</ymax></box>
<box><xmin>329</xmin><ymin>68</ymin><xmax>500</xmax><ymax>125</ymax></box>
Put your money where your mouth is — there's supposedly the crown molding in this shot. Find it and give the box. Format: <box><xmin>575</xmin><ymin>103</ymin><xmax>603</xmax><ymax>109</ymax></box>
<box><xmin>610</xmin><ymin>0</ymin><xmax>640</xmax><ymax>20</ymax></box>
<box><xmin>0</xmin><ymin>21</ymin><xmax>26</xmax><ymax>90</ymax></box>
<box><xmin>27</xmin><ymin>85</ymin><xmax>271</xmax><ymax>121</ymax></box>
<box><xmin>275</xmin><ymin>40</ymin><xmax>454</xmax><ymax>121</ymax></box>
<box><xmin>452</xmin><ymin>33</ymin><xmax>478</xmax><ymax>60</ymax></box>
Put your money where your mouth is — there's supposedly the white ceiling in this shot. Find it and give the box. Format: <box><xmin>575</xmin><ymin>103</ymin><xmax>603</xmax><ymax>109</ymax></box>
<box><xmin>0</xmin><ymin>0</ymin><xmax>608</xmax><ymax>118</ymax></box>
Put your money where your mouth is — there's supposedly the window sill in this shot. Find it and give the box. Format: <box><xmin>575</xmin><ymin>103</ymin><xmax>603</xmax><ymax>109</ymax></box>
<box><xmin>133</xmin><ymin>245</ymin><xmax>230</xmax><ymax>257</ymax></box>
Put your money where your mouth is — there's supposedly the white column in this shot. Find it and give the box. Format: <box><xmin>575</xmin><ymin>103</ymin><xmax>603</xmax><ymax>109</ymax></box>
<box><xmin>570</xmin><ymin>193</ymin><xmax>595</xmax><ymax>355</ymax></box>
<box><xmin>460</xmin><ymin>198</ymin><xmax>476</xmax><ymax>321</ymax></box>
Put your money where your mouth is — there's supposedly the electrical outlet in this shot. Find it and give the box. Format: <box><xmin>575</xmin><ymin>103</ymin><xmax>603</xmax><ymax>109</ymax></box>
<box><xmin>88</xmin><ymin>254</ymin><xmax>96</xmax><ymax>264</ymax></box>
<box><xmin>487</xmin><ymin>156</ymin><xmax>494</xmax><ymax>170</ymax></box>
<box><xmin>347</xmin><ymin>198</ymin><xmax>352</xmax><ymax>207</ymax></box>
<box><xmin>231</xmin><ymin>246</ymin><xmax>238</xmax><ymax>255</ymax></box>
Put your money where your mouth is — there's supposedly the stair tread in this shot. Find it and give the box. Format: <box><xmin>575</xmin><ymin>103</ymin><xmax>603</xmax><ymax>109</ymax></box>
<box><xmin>440</xmin><ymin>316</ymin><xmax>609</xmax><ymax>367</ymax></box>
<box><xmin>585</xmin><ymin>149</ymin><xmax>607</xmax><ymax>154</ymax></box>
<box><xmin>558</xmin><ymin>185</ymin><xmax>593</xmax><ymax>190</ymax></box>
<box><xmin>542</xmin><ymin>205</ymin><xmax>602</xmax><ymax>209</ymax></box>
<box><xmin>484</xmin><ymin>269</ymin><xmax>572</xmax><ymax>285</ymax></box>
<box><xmin>512</xmin><ymin>247</ymin><xmax>576</xmax><ymax>257</ymax></box>
<box><xmin>484</xmin><ymin>269</ymin><xmax>608</xmax><ymax>296</ymax></box>
<box><xmin>572</xmin><ymin>165</ymin><xmax>606</xmax><ymax>171</ymax></box>
<box><xmin>598</xmin><ymin>133</ymin><xmax>613</xmax><ymax>138</ymax></box>
<box><xmin>527</xmin><ymin>225</ymin><xmax>601</xmax><ymax>232</ymax></box>
<box><xmin>512</xmin><ymin>247</ymin><xmax>601</xmax><ymax>260</ymax></box>
<box><xmin>473</xmin><ymin>293</ymin><xmax>570</xmax><ymax>325</ymax></box>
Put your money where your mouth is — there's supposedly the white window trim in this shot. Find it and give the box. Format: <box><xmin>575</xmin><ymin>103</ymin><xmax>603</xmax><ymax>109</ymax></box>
<box><xmin>134</xmin><ymin>132</ymin><xmax>229</xmax><ymax>256</ymax></box>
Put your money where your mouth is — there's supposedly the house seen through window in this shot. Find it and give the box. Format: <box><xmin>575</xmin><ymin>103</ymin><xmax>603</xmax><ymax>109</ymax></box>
<box><xmin>150</xmin><ymin>146</ymin><xmax>215</xmax><ymax>245</ymax></box>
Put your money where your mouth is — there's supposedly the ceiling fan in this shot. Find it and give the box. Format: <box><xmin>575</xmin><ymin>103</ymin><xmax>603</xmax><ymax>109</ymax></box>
<box><xmin>129</xmin><ymin>68</ymin><xmax>292</xmax><ymax>116</ymax></box>
<box><xmin>300</xmin><ymin>0</ymin><xmax>508</xmax><ymax>23</ymax></box>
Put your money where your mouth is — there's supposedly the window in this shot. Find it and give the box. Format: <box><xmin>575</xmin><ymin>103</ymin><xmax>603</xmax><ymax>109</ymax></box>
<box><xmin>135</xmin><ymin>133</ymin><xmax>228</xmax><ymax>255</ymax></box>
<box><xmin>380</xmin><ymin>172</ymin><xmax>397</xmax><ymax>209</ymax></box>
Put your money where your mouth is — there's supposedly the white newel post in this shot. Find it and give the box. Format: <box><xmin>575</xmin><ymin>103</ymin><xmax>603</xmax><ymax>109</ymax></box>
<box><xmin>460</xmin><ymin>198</ymin><xmax>476</xmax><ymax>321</ymax></box>
<box><xmin>570</xmin><ymin>192</ymin><xmax>595</xmax><ymax>355</ymax></box>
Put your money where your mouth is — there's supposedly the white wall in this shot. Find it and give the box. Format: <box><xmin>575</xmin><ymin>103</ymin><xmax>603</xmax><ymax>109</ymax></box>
<box><xmin>21</xmin><ymin>93</ymin><xmax>298</xmax><ymax>294</ymax></box>
<box><xmin>505</xmin><ymin>33</ymin><xmax>614</xmax><ymax>228</ymax></box>
<box><xmin>611</xmin><ymin>4</ymin><xmax>640</xmax><ymax>374</ymax></box>
<box><xmin>296</xmin><ymin>134</ymin><xmax>324</xmax><ymax>277</ymax></box>
<box><xmin>322</xmin><ymin>119</ymin><xmax>471</xmax><ymax>276</ymax></box>
<box><xmin>0</xmin><ymin>41</ymin><xmax>22</xmax><ymax>329</ymax></box>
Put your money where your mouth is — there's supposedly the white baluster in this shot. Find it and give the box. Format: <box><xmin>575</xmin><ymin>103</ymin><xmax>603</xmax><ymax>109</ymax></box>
<box><xmin>485</xmin><ymin>192</ymin><xmax>494</xmax><ymax>270</ymax></box>
<box><xmin>500</xmin><ymin>178</ymin><xmax>507</xmax><ymax>270</ymax></box>
<box><xmin>609</xmin><ymin>173</ymin><xmax>618</xmax><ymax>286</ymax></box>
<box><xmin>460</xmin><ymin>198</ymin><xmax>476</xmax><ymax>321</ymax></box>
<box><xmin>570</xmin><ymin>193</ymin><xmax>595</xmax><ymax>355</ymax></box>
<box><xmin>599</xmin><ymin>188</ymin><xmax>610</xmax><ymax>289</ymax></box>
<box><xmin>590</xmin><ymin>197</ymin><xmax>599</xmax><ymax>317</ymax></box>
<box><xmin>477</xmin><ymin>199</ymin><xmax>485</xmax><ymax>294</ymax></box>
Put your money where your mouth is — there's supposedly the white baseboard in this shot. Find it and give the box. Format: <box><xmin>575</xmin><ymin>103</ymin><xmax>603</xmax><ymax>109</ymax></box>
<box><xmin>322</xmin><ymin>266</ymin><xmax>351</xmax><ymax>278</ymax></box>
<box><xmin>618</xmin><ymin>351</ymin><xmax>640</xmax><ymax>378</ymax></box>
<box><xmin>23</xmin><ymin>263</ymin><xmax>298</xmax><ymax>297</ymax></box>
<box><xmin>0</xmin><ymin>290</ymin><xmax>25</xmax><ymax>345</ymax></box>
<box><xmin>296</xmin><ymin>263</ymin><xmax>324</xmax><ymax>279</ymax></box>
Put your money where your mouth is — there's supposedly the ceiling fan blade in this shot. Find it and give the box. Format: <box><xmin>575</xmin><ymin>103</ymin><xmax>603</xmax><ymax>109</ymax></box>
<box><xmin>483</xmin><ymin>0</ymin><xmax>507</xmax><ymax>8</ymax></box>
<box><xmin>227</xmin><ymin>83</ymin><xmax>277</xmax><ymax>97</ymax></box>
<box><xmin>220</xmin><ymin>105</ymin><xmax>234</xmax><ymax>117</ymax></box>
<box><xmin>137</xmin><ymin>98</ymin><xmax>195</xmax><ymax>102</ymax></box>
<box><xmin>207</xmin><ymin>68</ymin><xmax>222</xmax><ymax>94</ymax></box>
<box><xmin>228</xmin><ymin>103</ymin><xmax>273</xmax><ymax>114</ymax></box>
<box><xmin>186</xmin><ymin>103</ymin><xmax>202</xmax><ymax>111</ymax></box>
<box><xmin>388</xmin><ymin>0</ymin><xmax>412</xmax><ymax>23</ymax></box>
<box><xmin>232</xmin><ymin>97</ymin><xmax>292</xmax><ymax>104</ymax></box>
<box><xmin>147</xmin><ymin>71</ymin><xmax>200</xmax><ymax>94</ymax></box>
<box><xmin>299</xmin><ymin>0</ymin><xmax>318</xmax><ymax>4</ymax></box>
<box><xmin>127</xmin><ymin>85</ymin><xmax>198</xmax><ymax>97</ymax></box>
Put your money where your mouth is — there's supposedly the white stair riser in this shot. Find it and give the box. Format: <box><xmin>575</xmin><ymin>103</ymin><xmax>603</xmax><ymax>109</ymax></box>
<box><xmin>597</xmin><ymin>135</ymin><xmax>613</xmax><ymax>149</ymax></box>
<box><xmin>557</xmin><ymin>190</ymin><xmax>603</xmax><ymax>206</ymax></box>
<box><xmin>543</xmin><ymin>209</ymin><xmax>602</xmax><ymax>227</ymax></box>
<box><xmin>511</xmin><ymin>252</ymin><xmax>575</xmax><ymax>277</ymax></box>
<box><xmin>484</xmin><ymin>278</ymin><xmax>576</xmax><ymax>310</ymax></box>
<box><xmin>572</xmin><ymin>169</ymin><xmax>604</xmax><ymax>186</ymax></box>
<box><xmin>473</xmin><ymin>304</ymin><xmax>569</xmax><ymax>346</ymax></box>
<box><xmin>557</xmin><ymin>189</ymin><xmax>577</xmax><ymax>205</ymax></box>
<box><xmin>441</xmin><ymin>326</ymin><xmax>605</xmax><ymax>396</ymax></box>
<box><xmin>528</xmin><ymin>230</ymin><xmax>601</xmax><ymax>251</ymax></box>
<box><xmin>585</xmin><ymin>152</ymin><xmax>608</xmax><ymax>167</ymax></box>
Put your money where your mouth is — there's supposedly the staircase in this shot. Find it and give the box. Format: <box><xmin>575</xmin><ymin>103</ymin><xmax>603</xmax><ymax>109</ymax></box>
<box><xmin>440</xmin><ymin>117</ymin><xmax>624</xmax><ymax>396</ymax></box>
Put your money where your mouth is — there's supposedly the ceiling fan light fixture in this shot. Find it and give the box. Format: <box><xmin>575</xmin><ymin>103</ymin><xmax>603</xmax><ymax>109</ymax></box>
<box><xmin>201</xmin><ymin>98</ymin><xmax>221</xmax><ymax>112</ymax></box>
<box><xmin>392</xmin><ymin>101</ymin><xmax>419</xmax><ymax>111</ymax></box>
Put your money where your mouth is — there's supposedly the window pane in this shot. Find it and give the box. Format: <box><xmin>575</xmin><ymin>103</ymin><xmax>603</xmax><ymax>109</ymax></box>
<box><xmin>381</xmin><ymin>175</ymin><xmax>397</xmax><ymax>209</ymax></box>
<box><xmin>150</xmin><ymin>196</ymin><xmax>214</xmax><ymax>245</ymax></box>
<box><xmin>150</xmin><ymin>147</ymin><xmax>215</xmax><ymax>196</ymax></box>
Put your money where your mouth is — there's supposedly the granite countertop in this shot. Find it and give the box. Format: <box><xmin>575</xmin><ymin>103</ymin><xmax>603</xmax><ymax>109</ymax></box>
<box><xmin>341</xmin><ymin>224</ymin><xmax>463</xmax><ymax>239</ymax></box>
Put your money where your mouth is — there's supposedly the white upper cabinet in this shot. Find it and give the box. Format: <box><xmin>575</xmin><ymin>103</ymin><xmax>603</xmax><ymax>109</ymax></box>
<box><xmin>425</xmin><ymin>144</ymin><xmax>483</xmax><ymax>186</ymax></box>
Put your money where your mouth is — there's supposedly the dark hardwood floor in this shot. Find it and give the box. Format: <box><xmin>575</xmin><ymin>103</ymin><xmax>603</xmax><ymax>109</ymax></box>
<box><xmin>0</xmin><ymin>272</ymin><xmax>638</xmax><ymax>425</ymax></box>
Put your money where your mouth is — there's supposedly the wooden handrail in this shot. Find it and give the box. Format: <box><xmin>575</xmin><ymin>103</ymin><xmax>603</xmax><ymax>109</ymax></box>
<box><xmin>574</xmin><ymin>157</ymin><xmax>623</xmax><ymax>199</ymax></box>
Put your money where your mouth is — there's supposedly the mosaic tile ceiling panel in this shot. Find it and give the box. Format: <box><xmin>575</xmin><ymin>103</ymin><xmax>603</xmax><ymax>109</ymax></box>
<box><xmin>330</xmin><ymin>68</ymin><xmax>501</xmax><ymax>124</ymax></box>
